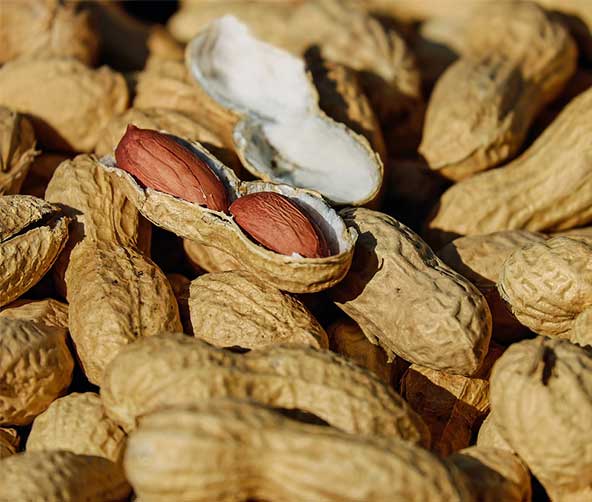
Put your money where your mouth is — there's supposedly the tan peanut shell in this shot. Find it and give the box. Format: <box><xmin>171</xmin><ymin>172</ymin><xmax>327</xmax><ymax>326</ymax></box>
<box><xmin>101</xmin><ymin>142</ymin><xmax>356</xmax><ymax>293</ymax></box>
<box><xmin>0</xmin><ymin>318</ymin><xmax>73</xmax><ymax>426</ymax></box>
<box><xmin>332</xmin><ymin>208</ymin><xmax>492</xmax><ymax>375</ymax></box>
<box><xmin>46</xmin><ymin>154</ymin><xmax>152</xmax><ymax>297</ymax></box>
<box><xmin>427</xmin><ymin>86</ymin><xmax>592</xmax><ymax>247</ymax></box>
<box><xmin>94</xmin><ymin>107</ymin><xmax>240</xmax><ymax>172</ymax></box>
<box><xmin>490</xmin><ymin>337</ymin><xmax>592</xmax><ymax>500</ymax></box>
<box><xmin>66</xmin><ymin>239</ymin><xmax>182</xmax><ymax>386</ymax></box>
<box><xmin>446</xmin><ymin>446</ymin><xmax>532</xmax><ymax>502</ymax></box>
<box><xmin>0</xmin><ymin>58</ymin><xmax>128</xmax><ymax>152</ymax></box>
<box><xmin>554</xmin><ymin>226</ymin><xmax>592</xmax><ymax>243</ymax></box>
<box><xmin>184</xmin><ymin>239</ymin><xmax>240</xmax><ymax>273</ymax></box>
<box><xmin>0</xmin><ymin>428</ymin><xmax>19</xmax><ymax>459</ymax></box>
<box><xmin>0</xmin><ymin>450</ymin><xmax>131</xmax><ymax>502</ymax></box>
<box><xmin>0</xmin><ymin>107</ymin><xmax>38</xmax><ymax>195</ymax></box>
<box><xmin>102</xmin><ymin>333</ymin><xmax>430</xmax><ymax>445</ymax></box>
<box><xmin>477</xmin><ymin>412</ymin><xmax>514</xmax><ymax>452</ymax></box>
<box><xmin>188</xmin><ymin>270</ymin><xmax>329</xmax><ymax>350</ymax></box>
<box><xmin>0</xmin><ymin>195</ymin><xmax>69</xmax><ymax>307</ymax></box>
<box><xmin>168</xmin><ymin>0</ymin><xmax>423</xmax><ymax>150</ymax></box>
<box><xmin>401</xmin><ymin>343</ymin><xmax>504</xmax><ymax>456</ymax></box>
<box><xmin>498</xmin><ymin>237</ymin><xmax>592</xmax><ymax>346</ymax></box>
<box><xmin>420</xmin><ymin>3</ymin><xmax>577</xmax><ymax>180</ymax></box>
<box><xmin>27</xmin><ymin>393</ymin><xmax>126</xmax><ymax>464</ymax></box>
<box><xmin>0</xmin><ymin>0</ymin><xmax>99</xmax><ymax>65</ymax></box>
<box><xmin>327</xmin><ymin>317</ymin><xmax>394</xmax><ymax>384</ymax></box>
<box><xmin>125</xmin><ymin>400</ymin><xmax>470</xmax><ymax>502</ymax></box>
<box><xmin>438</xmin><ymin>230</ymin><xmax>547</xmax><ymax>343</ymax></box>
<box><xmin>0</xmin><ymin>298</ymin><xmax>68</xmax><ymax>329</ymax></box>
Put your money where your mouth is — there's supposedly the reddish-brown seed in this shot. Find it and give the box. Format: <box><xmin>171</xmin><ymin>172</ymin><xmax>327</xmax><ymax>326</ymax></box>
<box><xmin>114</xmin><ymin>125</ymin><xmax>228</xmax><ymax>212</ymax></box>
<box><xmin>229</xmin><ymin>192</ymin><xmax>330</xmax><ymax>258</ymax></box>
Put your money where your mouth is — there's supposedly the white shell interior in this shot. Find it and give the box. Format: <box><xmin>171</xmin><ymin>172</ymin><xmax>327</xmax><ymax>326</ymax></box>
<box><xmin>187</xmin><ymin>16</ymin><xmax>381</xmax><ymax>205</ymax></box>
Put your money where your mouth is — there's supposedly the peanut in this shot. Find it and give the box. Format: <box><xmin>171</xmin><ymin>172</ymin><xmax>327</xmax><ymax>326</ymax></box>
<box><xmin>46</xmin><ymin>154</ymin><xmax>152</xmax><ymax>297</ymax></box>
<box><xmin>0</xmin><ymin>298</ymin><xmax>68</xmax><ymax>330</ymax></box>
<box><xmin>229</xmin><ymin>191</ymin><xmax>330</xmax><ymax>258</ymax></box>
<box><xmin>0</xmin><ymin>428</ymin><xmax>19</xmax><ymax>459</ymax></box>
<box><xmin>101</xmin><ymin>333</ymin><xmax>430</xmax><ymax>445</ymax></box>
<box><xmin>0</xmin><ymin>0</ymin><xmax>99</xmax><ymax>65</ymax></box>
<box><xmin>331</xmin><ymin>208</ymin><xmax>492</xmax><ymax>375</ymax></box>
<box><xmin>0</xmin><ymin>107</ymin><xmax>38</xmax><ymax>195</ymax></box>
<box><xmin>103</xmin><ymin>145</ymin><xmax>356</xmax><ymax>293</ymax></box>
<box><xmin>0</xmin><ymin>58</ymin><xmax>128</xmax><ymax>152</ymax></box>
<box><xmin>427</xmin><ymin>86</ymin><xmax>592</xmax><ymax>247</ymax></box>
<box><xmin>446</xmin><ymin>446</ymin><xmax>532</xmax><ymax>502</ymax></box>
<box><xmin>327</xmin><ymin>317</ymin><xmax>395</xmax><ymax>384</ymax></box>
<box><xmin>420</xmin><ymin>3</ymin><xmax>577</xmax><ymax>180</ymax></box>
<box><xmin>438</xmin><ymin>230</ymin><xmax>547</xmax><ymax>343</ymax></box>
<box><xmin>0</xmin><ymin>450</ymin><xmax>131</xmax><ymax>502</ymax></box>
<box><xmin>0</xmin><ymin>318</ymin><xmax>73</xmax><ymax>426</ymax></box>
<box><xmin>477</xmin><ymin>412</ymin><xmax>514</xmax><ymax>453</ymax></box>
<box><xmin>115</xmin><ymin>125</ymin><xmax>229</xmax><ymax>212</ymax></box>
<box><xmin>188</xmin><ymin>270</ymin><xmax>329</xmax><ymax>349</ymax></box>
<box><xmin>401</xmin><ymin>343</ymin><xmax>504</xmax><ymax>456</ymax></box>
<box><xmin>0</xmin><ymin>195</ymin><xmax>69</xmax><ymax>307</ymax></box>
<box><xmin>27</xmin><ymin>393</ymin><xmax>126</xmax><ymax>464</ymax></box>
<box><xmin>183</xmin><ymin>239</ymin><xmax>240</xmax><ymax>273</ymax></box>
<box><xmin>498</xmin><ymin>237</ymin><xmax>592</xmax><ymax>345</ymax></box>
<box><xmin>490</xmin><ymin>337</ymin><xmax>592</xmax><ymax>500</ymax></box>
<box><xmin>124</xmin><ymin>400</ymin><xmax>469</xmax><ymax>502</ymax></box>
<box><xmin>66</xmin><ymin>239</ymin><xmax>182</xmax><ymax>386</ymax></box>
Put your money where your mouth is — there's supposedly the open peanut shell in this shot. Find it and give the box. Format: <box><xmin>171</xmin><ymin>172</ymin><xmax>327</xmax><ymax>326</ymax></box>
<box><xmin>185</xmin><ymin>16</ymin><xmax>383</xmax><ymax>206</ymax></box>
<box><xmin>101</xmin><ymin>136</ymin><xmax>356</xmax><ymax>293</ymax></box>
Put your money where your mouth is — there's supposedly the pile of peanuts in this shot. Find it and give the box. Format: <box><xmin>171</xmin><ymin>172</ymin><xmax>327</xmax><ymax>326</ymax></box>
<box><xmin>0</xmin><ymin>1</ymin><xmax>591</xmax><ymax>501</ymax></box>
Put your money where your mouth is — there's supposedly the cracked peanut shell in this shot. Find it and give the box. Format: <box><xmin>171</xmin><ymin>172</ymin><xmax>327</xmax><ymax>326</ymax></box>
<box><xmin>331</xmin><ymin>208</ymin><xmax>492</xmax><ymax>376</ymax></box>
<box><xmin>0</xmin><ymin>195</ymin><xmax>68</xmax><ymax>307</ymax></box>
<box><xmin>101</xmin><ymin>333</ymin><xmax>429</xmax><ymax>446</ymax></box>
<box><xmin>101</xmin><ymin>139</ymin><xmax>356</xmax><ymax>293</ymax></box>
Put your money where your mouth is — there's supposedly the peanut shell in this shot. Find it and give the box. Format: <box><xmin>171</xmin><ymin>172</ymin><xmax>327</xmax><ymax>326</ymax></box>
<box><xmin>20</xmin><ymin>152</ymin><xmax>69</xmax><ymax>199</ymax></box>
<box><xmin>0</xmin><ymin>298</ymin><xmax>68</xmax><ymax>329</ymax></box>
<box><xmin>102</xmin><ymin>333</ymin><xmax>429</xmax><ymax>445</ymax></box>
<box><xmin>438</xmin><ymin>230</ymin><xmax>547</xmax><ymax>343</ymax></box>
<box><xmin>124</xmin><ymin>400</ymin><xmax>469</xmax><ymax>502</ymax></box>
<box><xmin>0</xmin><ymin>0</ymin><xmax>99</xmax><ymax>65</ymax></box>
<box><xmin>46</xmin><ymin>154</ymin><xmax>152</xmax><ymax>298</ymax></box>
<box><xmin>498</xmin><ymin>237</ymin><xmax>592</xmax><ymax>345</ymax></box>
<box><xmin>0</xmin><ymin>107</ymin><xmax>38</xmax><ymax>195</ymax></box>
<box><xmin>101</xmin><ymin>141</ymin><xmax>356</xmax><ymax>293</ymax></box>
<box><xmin>0</xmin><ymin>318</ymin><xmax>73</xmax><ymax>426</ymax></box>
<box><xmin>420</xmin><ymin>3</ymin><xmax>577</xmax><ymax>180</ymax></box>
<box><xmin>0</xmin><ymin>428</ymin><xmax>19</xmax><ymax>459</ymax></box>
<box><xmin>490</xmin><ymin>337</ymin><xmax>592</xmax><ymax>500</ymax></box>
<box><xmin>189</xmin><ymin>270</ymin><xmax>328</xmax><ymax>350</ymax></box>
<box><xmin>0</xmin><ymin>195</ymin><xmax>69</xmax><ymax>307</ymax></box>
<box><xmin>446</xmin><ymin>446</ymin><xmax>532</xmax><ymax>502</ymax></box>
<box><xmin>27</xmin><ymin>393</ymin><xmax>126</xmax><ymax>464</ymax></box>
<box><xmin>0</xmin><ymin>450</ymin><xmax>131</xmax><ymax>502</ymax></box>
<box><xmin>183</xmin><ymin>239</ymin><xmax>240</xmax><ymax>273</ymax></box>
<box><xmin>427</xmin><ymin>86</ymin><xmax>592</xmax><ymax>247</ymax></box>
<box><xmin>477</xmin><ymin>412</ymin><xmax>514</xmax><ymax>452</ymax></box>
<box><xmin>401</xmin><ymin>343</ymin><xmax>504</xmax><ymax>456</ymax></box>
<box><xmin>331</xmin><ymin>208</ymin><xmax>492</xmax><ymax>375</ymax></box>
<box><xmin>327</xmin><ymin>317</ymin><xmax>394</xmax><ymax>384</ymax></box>
<box><xmin>0</xmin><ymin>58</ymin><xmax>128</xmax><ymax>152</ymax></box>
<box><xmin>66</xmin><ymin>239</ymin><xmax>182</xmax><ymax>386</ymax></box>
